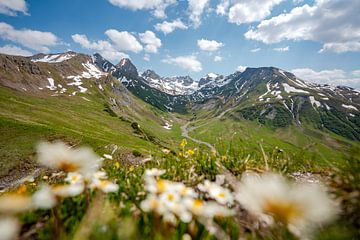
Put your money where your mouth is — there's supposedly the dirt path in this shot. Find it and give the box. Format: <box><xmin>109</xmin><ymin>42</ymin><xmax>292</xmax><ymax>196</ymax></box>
<box><xmin>181</xmin><ymin>122</ymin><xmax>216</xmax><ymax>152</ymax></box>
<box><xmin>181</xmin><ymin>120</ymin><xmax>239</xmax><ymax>188</ymax></box>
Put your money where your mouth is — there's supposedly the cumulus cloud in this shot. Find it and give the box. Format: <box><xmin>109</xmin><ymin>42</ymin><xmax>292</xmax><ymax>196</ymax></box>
<box><xmin>188</xmin><ymin>0</ymin><xmax>210</xmax><ymax>28</ymax></box>
<box><xmin>273</xmin><ymin>46</ymin><xmax>289</xmax><ymax>52</ymax></box>
<box><xmin>108</xmin><ymin>0</ymin><xmax>176</xmax><ymax>18</ymax></box>
<box><xmin>197</xmin><ymin>39</ymin><xmax>224</xmax><ymax>52</ymax></box>
<box><xmin>292</xmin><ymin>68</ymin><xmax>360</xmax><ymax>89</ymax></box>
<box><xmin>0</xmin><ymin>44</ymin><xmax>32</xmax><ymax>56</ymax></box>
<box><xmin>154</xmin><ymin>19</ymin><xmax>188</xmax><ymax>34</ymax></box>
<box><xmin>352</xmin><ymin>70</ymin><xmax>360</xmax><ymax>77</ymax></box>
<box><xmin>0</xmin><ymin>22</ymin><xmax>58</xmax><ymax>52</ymax></box>
<box><xmin>245</xmin><ymin>0</ymin><xmax>360</xmax><ymax>53</ymax></box>
<box><xmin>139</xmin><ymin>31</ymin><xmax>162</xmax><ymax>53</ymax></box>
<box><xmin>72</xmin><ymin>34</ymin><xmax>129</xmax><ymax>62</ymax></box>
<box><xmin>163</xmin><ymin>55</ymin><xmax>202</xmax><ymax>72</ymax></box>
<box><xmin>214</xmin><ymin>55</ymin><xmax>223</xmax><ymax>62</ymax></box>
<box><xmin>0</xmin><ymin>0</ymin><xmax>28</xmax><ymax>16</ymax></box>
<box><xmin>216</xmin><ymin>0</ymin><xmax>283</xmax><ymax>25</ymax></box>
<box><xmin>105</xmin><ymin>29</ymin><xmax>143</xmax><ymax>53</ymax></box>
<box><xmin>237</xmin><ymin>65</ymin><xmax>247</xmax><ymax>72</ymax></box>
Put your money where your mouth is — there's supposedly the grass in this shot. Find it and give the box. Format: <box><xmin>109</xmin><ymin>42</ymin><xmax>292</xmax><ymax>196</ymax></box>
<box><xmin>0</xmin><ymin>81</ymin><xmax>359</xmax><ymax>239</ymax></box>
<box><xmin>0</xmin><ymin>85</ymin><xmax>179</xmax><ymax>178</ymax></box>
<box><xmin>13</xmin><ymin>142</ymin><xmax>360</xmax><ymax>240</ymax></box>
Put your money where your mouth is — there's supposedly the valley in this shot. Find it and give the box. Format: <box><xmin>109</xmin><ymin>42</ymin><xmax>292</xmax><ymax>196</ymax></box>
<box><xmin>0</xmin><ymin>52</ymin><xmax>359</xmax><ymax>239</ymax></box>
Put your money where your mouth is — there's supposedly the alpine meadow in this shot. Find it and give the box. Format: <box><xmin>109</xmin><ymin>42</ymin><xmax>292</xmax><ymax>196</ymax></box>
<box><xmin>0</xmin><ymin>0</ymin><xmax>359</xmax><ymax>239</ymax></box>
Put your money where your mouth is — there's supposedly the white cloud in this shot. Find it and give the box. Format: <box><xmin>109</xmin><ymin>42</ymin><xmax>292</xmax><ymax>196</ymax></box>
<box><xmin>197</xmin><ymin>39</ymin><xmax>224</xmax><ymax>52</ymax></box>
<box><xmin>250</xmin><ymin>48</ymin><xmax>261</xmax><ymax>52</ymax></box>
<box><xmin>216</xmin><ymin>0</ymin><xmax>230</xmax><ymax>16</ymax></box>
<box><xmin>214</xmin><ymin>55</ymin><xmax>223</xmax><ymax>62</ymax></box>
<box><xmin>163</xmin><ymin>55</ymin><xmax>202</xmax><ymax>72</ymax></box>
<box><xmin>105</xmin><ymin>29</ymin><xmax>143</xmax><ymax>53</ymax></box>
<box><xmin>108</xmin><ymin>0</ymin><xmax>176</xmax><ymax>18</ymax></box>
<box><xmin>273</xmin><ymin>46</ymin><xmax>289</xmax><ymax>52</ymax></box>
<box><xmin>0</xmin><ymin>44</ymin><xmax>32</xmax><ymax>56</ymax></box>
<box><xmin>139</xmin><ymin>31</ymin><xmax>162</xmax><ymax>53</ymax></box>
<box><xmin>320</xmin><ymin>42</ymin><xmax>360</xmax><ymax>53</ymax></box>
<box><xmin>188</xmin><ymin>0</ymin><xmax>210</xmax><ymax>28</ymax></box>
<box><xmin>216</xmin><ymin>0</ymin><xmax>284</xmax><ymax>25</ymax></box>
<box><xmin>237</xmin><ymin>65</ymin><xmax>247</xmax><ymax>72</ymax></box>
<box><xmin>0</xmin><ymin>0</ymin><xmax>28</xmax><ymax>16</ymax></box>
<box><xmin>0</xmin><ymin>22</ymin><xmax>58</xmax><ymax>52</ymax></box>
<box><xmin>245</xmin><ymin>0</ymin><xmax>360</xmax><ymax>53</ymax></box>
<box><xmin>292</xmin><ymin>68</ymin><xmax>360</xmax><ymax>89</ymax></box>
<box><xmin>352</xmin><ymin>70</ymin><xmax>360</xmax><ymax>77</ymax></box>
<box><xmin>154</xmin><ymin>19</ymin><xmax>188</xmax><ymax>34</ymax></box>
<box><xmin>72</xmin><ymin>34</ymin><xmax>129</xmax><ymax>62</ymax></box>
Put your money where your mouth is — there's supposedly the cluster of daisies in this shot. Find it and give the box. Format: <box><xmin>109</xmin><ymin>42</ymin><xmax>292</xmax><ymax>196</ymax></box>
<box><xmin>0</xmin><ymin>140</ymin><xmax>339</xmax><ymax>239</ymax></box>
<box><xmin>140</xmin><ymin>169</ymin><xmax>234</xmax><ymax>224</ymax></box>
<box><xmin>0</xmin><ymin>141</ymin><xmax>119</xmax><ymax>240</ymax></box>
<box><xmin>140</xmin><ymin>168</ymin><xmax>338</xmax><ymax>238</ymax></box>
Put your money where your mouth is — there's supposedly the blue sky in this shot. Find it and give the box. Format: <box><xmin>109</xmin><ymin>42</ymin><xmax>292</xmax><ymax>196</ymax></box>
<box><xmin>0</xmin><ymin>0</ymin><xmax>359</xmax><ymax>88</ymax></box>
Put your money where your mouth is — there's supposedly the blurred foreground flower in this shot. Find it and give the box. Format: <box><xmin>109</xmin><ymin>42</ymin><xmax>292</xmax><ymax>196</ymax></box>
<box><xmin>236</xmin><ymin>173</ymin><xmax>337</xmax><ymax>237</ymax></box>
<box><xmin>32</xmin><ymin>185</ymin><xmax>57</xmax><ymax>209</ymax></box>
<box><xmin>37</xmin><ymin>141</ymin><xmax>102</xmax><ymax>177</ymax></box>
<box><xmin>0</xmin><ymin>194</ymin><xmax>32</xmax><ymax>214</ymax></box>
<box><xmin>198</xmin><ymin>180</ymin><xmax>234</xmax><ymax>205</ymax></box>
<box><xmin>0</xmin><ymin>217</ymin><xmax>20</xmax><ymax>240</ymax></box>
<box><xmin>141</xmin><ymin>168</ymin><xmax>234</xmax><ymax>224</ymax></box>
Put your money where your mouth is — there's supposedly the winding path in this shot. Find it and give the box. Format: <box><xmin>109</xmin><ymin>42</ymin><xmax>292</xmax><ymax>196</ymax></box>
<box><xmin>181</xmin><ymin>120</ymin><xmax>239</xmax><ymax>188</ymax></box>
<box><xmin>181</xmin><ymin>122</ymin><xmax>216</xmax><ymax>152</ymax></box>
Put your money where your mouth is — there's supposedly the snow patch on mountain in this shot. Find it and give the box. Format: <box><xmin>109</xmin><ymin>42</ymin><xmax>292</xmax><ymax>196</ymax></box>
<box><xmin>342</xmin><ymin>104</ymin><xmax>358</xmax><ymax>111</ymax></box>
<box><xmin>46</xmin><ymin>78</ymin><xmax>56</xmax><ymax>91</ymax></box>
<box><xmin>309</xmin><ymin>96</ymin><xmax>321</xmax><ymax>109</ymax></box>
<box><xmin>32</xmin><ymin>53</ymin><xmax>77</xmax><ymax>63</ymax></box>
<box><xmin>283</xmin><ymin>83</ymin><xmax>309</xmax><ymax>94</ymax></box>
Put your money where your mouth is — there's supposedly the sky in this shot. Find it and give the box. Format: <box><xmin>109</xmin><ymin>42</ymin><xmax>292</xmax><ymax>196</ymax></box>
<box><xmin>0</xmin><ymin>0</ymin><xmax>359</xmax><ymax>88</ymax></box>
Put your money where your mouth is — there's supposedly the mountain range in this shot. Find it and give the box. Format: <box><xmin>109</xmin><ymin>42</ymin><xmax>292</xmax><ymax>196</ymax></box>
<box><xmin>1</xmin><ymin>51</ymin><xmax>359</xmax><ymax>142</ymax></box>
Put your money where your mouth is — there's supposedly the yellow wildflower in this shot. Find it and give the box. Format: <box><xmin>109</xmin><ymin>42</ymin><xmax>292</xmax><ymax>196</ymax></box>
<box><xmin>180</xmin><ymin>139</ymin><xmax>187</xmax><ymax>148</ymax></box>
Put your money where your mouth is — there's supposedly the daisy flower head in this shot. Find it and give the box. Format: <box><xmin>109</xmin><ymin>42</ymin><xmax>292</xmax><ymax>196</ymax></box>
<box><xmin>36</xmin><ymin>141</ymin><xmax>102</xmax><ymax>178</ymax></box>
<box><xmin>32</xmin><ymin>185</ymin><xmax>57</xmax><ymax>210</ymax></box>
<box><xmin>65</xmin><ymin>172</ymin><xmax>84</xmax><ymax>185</ymax></box>
<box><xmin>92</xmin><ymin>171</ymin><xmax>108</xmax><ymax>180</ymax></box>
<box><xmin>90</xmin><ymin>179</ymin><xmax>119</xmax><ymax>193</ymax></box>
<box><xmin>52</xmin><ymin>183</ymin><xmax>85</xmax><ymax>198</ymax></box>
<box><xmin>0</xmin><ymin>216</ymin><xmax>20</xmax><ymax>240</ymax></box>
<box><xmin>198</xmin><ymin>180</ymin><xmax>234</xmax><ymax>205</ymax></box>
<box><xmin>144</xmin><ymin>168</ymin><xmax>166</xmax><ymax>179</ymax></box>
<box><xmin>236</xmin><ymin>172</ymin><xmax>337</xmax><ymax>237</ymax></box>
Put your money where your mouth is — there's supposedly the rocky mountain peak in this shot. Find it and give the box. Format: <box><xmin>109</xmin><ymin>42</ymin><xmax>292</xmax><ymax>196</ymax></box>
<box><xmin>115</xmin><ymin>58</ymin><xmax>138</xmax><ymax>79</ymax></box>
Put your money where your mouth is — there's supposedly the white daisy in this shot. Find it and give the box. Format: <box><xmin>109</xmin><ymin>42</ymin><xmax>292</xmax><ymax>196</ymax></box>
<box><xmin>0</xmin><ymin>217</ymin><xmax>20</xmax><ymax>240</ymax></box>
<box><xmin>236</xmin><ymin>173</ymin><xmax>337</xmax><ymax>237</ymax></box>
<box><xmin>52</xmin><ymin>183</ymin><xmax>85</xmax><ymax>198</ymax></box>
<box><xmin>93</xmin><ymin>171</ymin><xmax>108</xmax><ymax>180</ymax></box>
<box><xmin>65</xmin><ymin>172</ymin><xmax>84</xmax><ymax>185</ymax></box>
<box><xmin>198</xmin><ymin>180</ymin><xmax>234</xmax><ymax>205</ymax></box>
<box><xmin>145</xmin><ymin>168</ymin><xmax>166</xmax><ymax>178</ymax></box>
<box><xmin>37</xmin><ymin>141</ymin><xmax>102</xmax><ymax>177</ymax></box>
<box><xmin>90</xmin><ymin>179</ymin><xmax>119</xmax><ymax>193</ymax></box>
<box><xmin>32</xmin><ymin>185</ymin><xmax>57</xmax><ymax>209</ymax></box>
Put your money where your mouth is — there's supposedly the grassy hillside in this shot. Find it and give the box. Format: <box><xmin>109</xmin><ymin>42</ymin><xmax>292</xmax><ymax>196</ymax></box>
<box><xmin>0</xmin><ymin>84</ymin><xmax>182</xmax><ymax>181</ymax></box>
